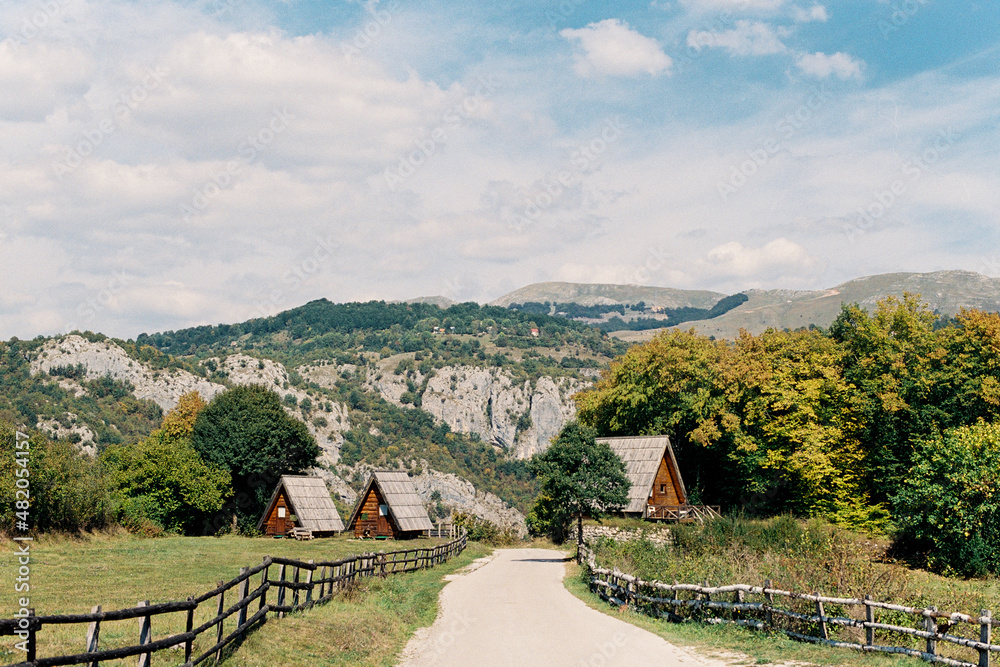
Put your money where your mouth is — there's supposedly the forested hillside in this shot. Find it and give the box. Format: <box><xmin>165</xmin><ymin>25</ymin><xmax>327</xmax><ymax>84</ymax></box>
<box><xmin>0</xmin><ymin>300</ymin><xmax>630</xmax><ymax>527</ymax></box>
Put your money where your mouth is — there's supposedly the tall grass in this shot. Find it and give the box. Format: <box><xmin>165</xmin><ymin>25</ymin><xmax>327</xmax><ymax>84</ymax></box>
<box><xmin>590</xmin><ymin>514</ymin><xmax>991</xmax><ymax>611</ymax></box>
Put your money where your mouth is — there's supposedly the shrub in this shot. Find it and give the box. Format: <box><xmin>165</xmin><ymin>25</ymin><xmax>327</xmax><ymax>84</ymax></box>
<box><xmin>892</xmin><ymin>420</ymin><xmax>1000</xmax><ymax>577</ymax></box>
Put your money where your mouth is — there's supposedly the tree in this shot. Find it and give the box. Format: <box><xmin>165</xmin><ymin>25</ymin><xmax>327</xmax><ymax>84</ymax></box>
<box><xmin>101</xmin><ymin>392</ymin><xmax>231</xmax><ymax>534</ymax></box>
<box><xmin>527</xmin><ymin>422</ymin><xmax>629</xmax><ymax>545</ymax></box>
<box><xmin>892</xmin><ymin>420</ymin><xmax>1000</xmax><ymax>577</ymax></box>
<box><xmin>191</xmin><ymin>384</ymin><xmax>320</xmax><ymax>530</ymax></box>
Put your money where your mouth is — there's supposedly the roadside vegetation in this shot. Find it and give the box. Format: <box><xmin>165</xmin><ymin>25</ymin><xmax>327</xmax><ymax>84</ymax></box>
<box><xmin>575</xmin><ymin>297</ymin><xmax>1000</xmax><ymax>576</ymax></box>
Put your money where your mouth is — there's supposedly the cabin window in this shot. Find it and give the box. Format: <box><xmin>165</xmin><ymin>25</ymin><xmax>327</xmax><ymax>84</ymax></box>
<box><xmin>277</xmin><ymin>507</ymin><xmax>286</xmax><ymax>518</ymax></box>
<box><xmin>379</xmin><ymin>504</ymin><xmax>388</xmax><ymax>516</ymax></box>
<box><xmin>659</xmin><ymin>485</ymin><xmax>666</xmax><ymax>494</ymax></box>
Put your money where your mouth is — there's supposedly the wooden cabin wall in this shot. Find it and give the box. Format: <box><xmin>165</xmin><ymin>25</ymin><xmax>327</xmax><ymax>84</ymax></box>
<box><xmin>354</xmin><ymin>485</ymin><xmax>394</xmax><ymax>538</ymax></box>
<box><xmin>649</xmin><ymin>456</ymin><xmax>685</xmax><ymax>506</ymax></box>
<box><xmin>263</xmin><ymin>491</ymin><xmax>292</xmax><ymax>536</ymax></box>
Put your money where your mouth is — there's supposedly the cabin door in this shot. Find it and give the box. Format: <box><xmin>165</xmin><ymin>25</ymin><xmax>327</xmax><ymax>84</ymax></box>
<box><xmin>275</xmin><ymin>505</ymin><xmax>288</xmax><ymax>535</ymax></box>
<box><xmin>377</xmin><ymin>503</ymin><xmax>390</xmax><ymax>536</ymax></box>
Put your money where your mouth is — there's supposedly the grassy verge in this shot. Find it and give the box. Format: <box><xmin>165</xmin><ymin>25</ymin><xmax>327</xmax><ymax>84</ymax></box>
<box><xmin>222</xmin><ymin>541</ymin><xmax>493</xmax><ymax>666</ymax></box>
<box><xmin>0</xmin><ymin>530</ymin><xmax>458</xmax><ymax>665</ymax></box>
<box><xmin>562</xmin><ymin>560</ymin><xmax>927</xmax><ymax>667</ymax></box>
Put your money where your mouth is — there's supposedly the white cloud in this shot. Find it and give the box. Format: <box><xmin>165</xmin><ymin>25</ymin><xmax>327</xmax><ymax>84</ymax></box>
<box><xmin>703</xmin><ymin>238</ymin><xmax>817</xmax><ymax>277</ymax></box>
<box><xmin>792</xmin><ymin>5</ymin><xmax>829</xmax><ymax>22</ymax></box>
<box><xmin>687</xmin><ymin>20</ymin><xmax>788</xmax><ymax>56</ymax></box>
<box><xmin>560</xmin><ymin>19</ymin><xmax>672</xmax><ymax>78</ymax></box>
<box><xmin>796</xmin><ymin>51</ymin><xmax>863</xmax><ymax>79</ymax></box>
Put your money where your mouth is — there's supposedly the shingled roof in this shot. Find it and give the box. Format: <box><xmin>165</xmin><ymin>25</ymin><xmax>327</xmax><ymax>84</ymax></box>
<box><xmin>596</xmin><ymin>436</ymin><xmax>686</xmax><ymax>514</ymax></box>
<box><xmin>348</xmin><ymin>471</ymin><xmax>434</xmax><ymax>533</ymax></box>
<box><xmin>257</xmin><ymin>475</ymin><xmax>344</xmax><ymax>533</ymax></box>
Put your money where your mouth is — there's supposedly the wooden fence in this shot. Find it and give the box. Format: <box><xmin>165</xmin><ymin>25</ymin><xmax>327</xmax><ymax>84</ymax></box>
<box><xmin>579</xmin><ymin>544</ymin><xmax>997</xmax><ymax>667</ymax></box>
<box><xmin>0</xmin><ymin>533</ymin><xmax>467</xmax><ymax>667</ymax></box>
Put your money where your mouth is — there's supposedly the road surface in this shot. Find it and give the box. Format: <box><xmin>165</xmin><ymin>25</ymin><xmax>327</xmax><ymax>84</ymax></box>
<box><xmin>397</xmin><ymin>548</ymin><xmax>714</xmax><ymax>667</ymax></box>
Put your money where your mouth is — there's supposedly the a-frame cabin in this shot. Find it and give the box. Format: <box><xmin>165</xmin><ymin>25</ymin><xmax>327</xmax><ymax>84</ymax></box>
<box><xmin>257</xmin><ymin>475</ymin><xmax>345</xmax><ymax>537</ymax></box>
<box><xmin>597</xmin><ymin>435</ymin><xmax>720</xmax><ymax>522</ymax></box>
<box><xmin>346</xmin><ymin>471</ymin><xmax>434</xmax><ymax>539</ymax></box>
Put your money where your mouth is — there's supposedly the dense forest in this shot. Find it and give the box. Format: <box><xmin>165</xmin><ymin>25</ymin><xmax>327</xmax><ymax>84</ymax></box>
<box><xmin>138</xmin><ymin>299</ymin><xmax>626</xmax><ymax>362</ymax></box>
<box><xmin>575</xmin><ymin>295</ymin><xmax>1000</xmax><ymax>575</ymax></box>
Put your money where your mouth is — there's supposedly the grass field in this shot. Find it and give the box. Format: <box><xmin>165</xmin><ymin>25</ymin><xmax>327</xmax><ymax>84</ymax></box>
<box><xmin>0</xmin><ymin>530</ymin><xmax>465</xmax><ymax>666</ymax></box>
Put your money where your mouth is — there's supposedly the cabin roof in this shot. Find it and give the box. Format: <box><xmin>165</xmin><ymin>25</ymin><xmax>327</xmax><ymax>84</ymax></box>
<box><xmin>256</xmin><ymin>475</ymin><xmax>345</xmax><ymax>533</ymax></box>
<box><xmin>596</xmin><ymin>435</ymin><xmax>687</xmax><ymax>513</ymax></box>
<box><xmin>347</xmin><ymin>470</ymin><xmax>434</xmax><ymax>533</ymax></box>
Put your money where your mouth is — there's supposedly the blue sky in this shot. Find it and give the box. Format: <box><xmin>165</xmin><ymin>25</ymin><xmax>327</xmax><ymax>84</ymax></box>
<box><xmin>0</xmin><ymin>0</ymin><xmax>998</xmax><ymax>338</ymax></box>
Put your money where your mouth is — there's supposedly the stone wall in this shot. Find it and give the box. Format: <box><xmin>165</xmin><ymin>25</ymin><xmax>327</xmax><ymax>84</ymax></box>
<box><xmin>581</xmin><ymin>524</ymin><xmax>673</xmax><ymax>547</ymax></box>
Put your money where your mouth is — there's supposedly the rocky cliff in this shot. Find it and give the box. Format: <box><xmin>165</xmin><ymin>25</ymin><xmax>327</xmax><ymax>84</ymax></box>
<box><xmin>302</xmin><ymin>358</ymin><xmax>588</xmax><ymax>459</ymax></box>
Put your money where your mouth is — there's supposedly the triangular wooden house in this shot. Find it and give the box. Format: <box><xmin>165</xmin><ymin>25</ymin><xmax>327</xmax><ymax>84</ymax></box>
<box><xmin>257</xmin><ymin>475</ymin><xmax>345</xmax><ymax>537</ymax></box>
<box><xmin>346</xmin><ymin>471</ymin><xmax>434</xmax><ymax>539</ymax></box>
<box><xmin>597</xmin><ymin>435</ymin><xmax>719</xmax><ymax>521</ymax></box>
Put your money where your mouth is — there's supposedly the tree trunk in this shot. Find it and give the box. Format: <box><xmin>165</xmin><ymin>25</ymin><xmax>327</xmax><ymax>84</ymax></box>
<box><xmin>577</xmin><ymin>513</ymin><xmax>583</xmax><ymax>547</ymax></box>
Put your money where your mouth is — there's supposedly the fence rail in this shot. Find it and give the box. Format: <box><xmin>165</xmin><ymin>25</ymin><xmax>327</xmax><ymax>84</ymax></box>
<box><xmin>1</xmin><ymin>532</ymin><xmax>467</xmax><ymax>667</ymax></box>
<box><xmin>579</xmin><ymin>544</ymin><xmax>996</xmax><ymax>667</ymax></box>
<box><xmin>644</xmin><ymin>504</ymin><xmax>722</xmax><ymax>523</ymax></box>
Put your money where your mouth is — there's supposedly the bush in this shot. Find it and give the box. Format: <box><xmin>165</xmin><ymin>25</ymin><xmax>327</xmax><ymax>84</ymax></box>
<box><xmin>892</xmin><ymin>420</ymin><xmax>1000</xmax><ymax>577</ymax></box>
<box><xmin>0</xmin><ymin>423</ymin><xmax>113</xmax><ymax>533</ymax></box>
<box><xmin>453</xmin><ymin>512</ymin><xmax>521</xmax><ymax>546</ymax></box>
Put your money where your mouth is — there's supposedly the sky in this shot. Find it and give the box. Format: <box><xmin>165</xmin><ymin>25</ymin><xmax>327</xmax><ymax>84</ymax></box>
<box><xmin>0</xmin><ymin>0</ymin><xmax>998</xmax><ymax>339</ymax></box>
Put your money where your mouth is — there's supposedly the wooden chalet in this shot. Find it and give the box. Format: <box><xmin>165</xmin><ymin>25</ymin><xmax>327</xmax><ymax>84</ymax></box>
<box><xmin>597</xmin><ymin>435</ymin><xmax>720</xmax><ymax>523</ymax></box>
<box><xmin>257</xmin><ymin>475</ymin><xmax>345</xmax><ymax>538</ymax></box>
<box><xmin>346</xmin><ymin>471</ymin><xmax>434</xmax><ymax>539</ymax></box>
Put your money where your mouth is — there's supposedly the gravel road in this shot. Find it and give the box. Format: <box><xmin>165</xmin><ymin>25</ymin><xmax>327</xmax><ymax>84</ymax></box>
<box><xmin>396</xmin><ymin>548</ymin><xmax>714</xmax><ymax>667</ymax></box>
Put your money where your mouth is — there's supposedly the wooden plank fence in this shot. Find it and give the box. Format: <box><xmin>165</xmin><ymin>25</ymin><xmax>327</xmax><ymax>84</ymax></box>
<box><xmin>0</xmin><ymin>532</ymin><xmax>467</xmax><ymax>667</ymax></box>
<box><xmin>579</xmin><ymin>544</ymin><xmax>997</xmax><ymax>667</ymax></box>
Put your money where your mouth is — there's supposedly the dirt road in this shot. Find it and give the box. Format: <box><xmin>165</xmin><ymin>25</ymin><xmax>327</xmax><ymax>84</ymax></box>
<box><xmin>397</xmin><ymin>548</ymin><xmax>713</xmax><ymax>666</ymax></box>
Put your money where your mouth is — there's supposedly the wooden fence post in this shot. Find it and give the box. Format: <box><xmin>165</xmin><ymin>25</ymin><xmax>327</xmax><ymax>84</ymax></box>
<box><xmin>865</xmin><ymin>595</ymin><xmax>875</xmax><ymax>647</ymax></box>
<box><xmin>764</xmin><ymin>580</ymin><xmax>774</xmax><ymax>627</ymax></box>
<box><xmin>137</xmin><ymin>601</ymin><xmax>151</xmax><ymax>667</ymax></box>
<box><xmin>259</xmin><ymin>559</ymin><xmax>270</xmax><ymax>615</ymax></box>
<box><xmin>215</xmin><ymin>582</ymin><xmax>226</xmax><ymax>663</ymax></box>
<box><xmin>237</xmin><ymin>567</ymin><xmax>250</xmax><ymax>628</ymax></box>
<box><xmin>184</xmin><ymin>597</ymin><xmax>195</xmax><ymax>664</ymax></box>
<box><xmin>26</xmin><ymin>609</ymin><xmax>36</xmax><ymax>663</ymax></box>
<box><xmin>291</xmin><ymin>565</ymin><xmax>301</xmax><ymax>610</ymax></box>
<box><xmin>980</xmin><ymin>609</ymin><xmax>992</xmax><ymax>667</ymax></box>
<box><xmin>304</xmin><ymin>561</ymin><xmax>315</xmax><ymax>605</ymax></box>
<box><xmin>85</xmin><ymin>604</ymin><xmax>101</xmax><ymax>667</ymax></box>
<box><xmin>925</xmin><ymin>606</ymin><xmax>938</xmax><ymax>657</ymax></box>
<box><xmin>815</xmin><ymin>594</ymin><xmax>828</xmax><ymax>641</ymax></box>
<box><xmin>378</xmin><ymin>552</ymin><xmax>386</xmax><ymax>578</ymax></box>
<box><xmin>276</xmin><ymin>564</ymin><xmax>287</xmax><ymax>618</ymax></box>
